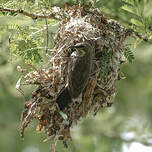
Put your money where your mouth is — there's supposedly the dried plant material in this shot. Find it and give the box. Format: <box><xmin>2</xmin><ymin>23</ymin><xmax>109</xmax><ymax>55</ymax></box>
<box><xmin>16</xmin><ymin>76</ymin><xmax>24</xmax><ymax>96</ymax></box>
<box><xmin>17</xmin><ymin>4</ymin><xmax>139</xmax><ymax>152</ymax></box>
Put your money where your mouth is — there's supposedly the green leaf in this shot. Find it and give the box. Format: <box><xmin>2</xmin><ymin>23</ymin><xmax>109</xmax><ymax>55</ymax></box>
<box><xmin>130</xmin><ymin>18</ymin><xmax>143</xmax><ymax>26</ymax></box>
<box><xmin>144</xmin><ymin>3</ymin><xmax>152</xmax><ymax>17</ymax></box>
<box><xmin>124</xmin><ymin>49</ymin><xmax>134</xmax><ymax>63</ymax></box>
<box><xmin>122</xmin><ymin>0</ymin><xmax>134</xmax><ymax>5</ymax></box>
<box><xmin>99</xmin><ymin>47</ymin><xmax>113</xmax><ymax>77</ymax></box>
<box><xmin>121</xmin><ymin>5</ymin><xmax>139</xmax><ymax>16</ymax></box>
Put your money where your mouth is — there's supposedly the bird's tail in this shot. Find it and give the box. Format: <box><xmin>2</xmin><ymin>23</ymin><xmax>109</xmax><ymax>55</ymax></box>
<box><xmin>56</xmin><ymin>87</ymin><xmax>72</xmax><ymax>110</ymax></box>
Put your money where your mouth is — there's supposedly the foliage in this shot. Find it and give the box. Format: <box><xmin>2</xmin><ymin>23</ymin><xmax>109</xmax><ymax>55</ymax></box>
<box><xmin>99</xmin><ymin>47</ymin><xmax>113</xmax><ymax>77</ymax></box>
<box><xmin>124</xmin><ymin>47</ymin><xmax>135</xmax><ymax>63</ymax></box>
<box><xmin>0</xmin><ymin>0</ymin><xmax>151</xmax><ymax>65</ymax></box>
<box><xmin>121</xmin><ymin>0</ymin><xmax>152</xmax><ymax>34</ymax></box>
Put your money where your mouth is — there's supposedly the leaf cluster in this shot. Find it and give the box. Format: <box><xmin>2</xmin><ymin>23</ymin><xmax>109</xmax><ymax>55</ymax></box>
<box><xmin>99</xmin><ymin>47</ymin><xmax>113</xmax><ymax>77</ymax></box>
<box><xmin>0</xmin><ymin>0</ymin><xmax>59</xmax><ymax>65</ymax></box>
<box><xmin>121</xmin><ymin>0</ymin><xmax>152</xmax><ymax>35</ymax></box>
<box><xmin>124</xmin><ymin>47</ymin><xmax>135</xmax><ymax>63</ymax></box>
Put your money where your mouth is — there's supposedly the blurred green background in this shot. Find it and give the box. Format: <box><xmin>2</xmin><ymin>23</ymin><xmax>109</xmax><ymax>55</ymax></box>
<box><xmin>0</xmin><ymin>0</ymin><xmax>152</xmax><ymax>152</ymax></box>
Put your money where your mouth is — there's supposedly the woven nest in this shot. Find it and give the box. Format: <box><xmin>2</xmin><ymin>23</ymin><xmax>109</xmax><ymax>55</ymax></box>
<box><xmin>17</xmin><ymin>4</ymin><xmax>135</xmax><ymax>152</ymax></box>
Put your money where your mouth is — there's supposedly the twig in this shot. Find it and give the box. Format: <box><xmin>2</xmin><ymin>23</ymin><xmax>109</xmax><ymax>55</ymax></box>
<box><xmin>0</xmin><ymin>7</ymin><xmax>59</xmax><ymax>20</ymax></box>
<box><xmin>105</xmin><ymin>13</ymin><xmax>132</xmax><ymax>25</ymax></box>
<box><xmin>132</xmin><ymin>30</ymin><xmax>149</xmax><ymax>42</ymax></box>
<box><xmin>126</xmin><ymin>29</ymin><xmax>149</xmax><ymax>42</ymax></box>
<box><xmin>108</xmin><ymin>18</ymin><xmax>149</xmax><ymax>42</ymax></box>
<box><xmin>41</xmin><ymin>9</ymin><xmax>49</xmax><ymax>53</ymax></box>
<box><xmin>45</xmin><ymin>18</ymin><xmax>49</xmax><ymax>53</ymax></box>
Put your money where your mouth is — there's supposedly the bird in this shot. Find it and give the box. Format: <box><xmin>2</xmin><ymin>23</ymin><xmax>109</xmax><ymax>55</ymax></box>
<box><xmin>56</xmin><ymin>42</ymin><xmax>94</xmax><ymax>110</ymax></box>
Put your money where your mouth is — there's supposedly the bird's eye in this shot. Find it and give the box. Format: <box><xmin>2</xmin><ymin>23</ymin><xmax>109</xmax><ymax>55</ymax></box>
<box><xmin>70</xmin><ymin>48</ymin><xmax>77</xmax><ymax>52</ymax></box>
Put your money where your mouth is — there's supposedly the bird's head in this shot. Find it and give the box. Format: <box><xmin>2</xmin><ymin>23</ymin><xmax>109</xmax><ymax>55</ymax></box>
<box><xmin>69</xmin><ymin>42</ymin><xmax>91</xmax><ymax>57</ymax></box>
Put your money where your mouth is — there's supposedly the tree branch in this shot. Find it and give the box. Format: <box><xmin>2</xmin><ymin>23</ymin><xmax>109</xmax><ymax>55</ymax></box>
<box><xmin>0</xmin><ymin>7</ymin><xmax>59</xmax><ymax>20</ymax></box>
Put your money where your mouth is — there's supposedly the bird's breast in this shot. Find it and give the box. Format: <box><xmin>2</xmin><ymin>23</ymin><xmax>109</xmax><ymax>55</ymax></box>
<box><xmin>68</xmin><ymin>49</ymin><xmax>93</xmax><ymax>98</ymax></box>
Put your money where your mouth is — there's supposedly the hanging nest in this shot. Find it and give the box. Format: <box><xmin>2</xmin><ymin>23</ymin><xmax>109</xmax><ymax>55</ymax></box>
<box><xmin>17</xmin><ymin>4</ymin><xmax>139</xmax><ymax>152</ymax></box>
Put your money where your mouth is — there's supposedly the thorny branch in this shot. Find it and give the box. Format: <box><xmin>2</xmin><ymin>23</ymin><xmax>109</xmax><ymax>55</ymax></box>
<box><xmin>0</xmin><ymin>7</ymin><xmax>149</xmax><ymax>42</ymax></box>
<box><xmin>0</xmin><ymin>7</ymin><xmax>59</xmax><ymax>20</ymax></box>
<box><xmin>126</xmin><ymin>29</ymin><xmax>149</xmax><ymax>42</ymax></box>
